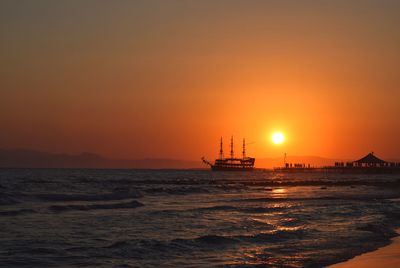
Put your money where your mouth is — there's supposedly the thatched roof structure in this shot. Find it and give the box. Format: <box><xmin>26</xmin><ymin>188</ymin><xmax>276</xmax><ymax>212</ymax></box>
<box><xmin>353</xmin><ymin>152</ymin><xmax>387</xmax><ymax>164</ymax></box>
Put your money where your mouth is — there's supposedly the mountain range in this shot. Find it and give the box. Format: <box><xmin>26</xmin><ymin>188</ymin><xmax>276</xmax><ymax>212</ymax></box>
<box><xmin>0</xmin><ymin>149</ymin><xmax>201</xmax><ymax>169</ymax></box>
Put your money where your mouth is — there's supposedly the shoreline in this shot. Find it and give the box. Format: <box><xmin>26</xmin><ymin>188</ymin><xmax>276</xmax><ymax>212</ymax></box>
<box><xmin>329</xmin><ymin>229</ymin><xmax>400</xmax><ymax>268</ymax></box>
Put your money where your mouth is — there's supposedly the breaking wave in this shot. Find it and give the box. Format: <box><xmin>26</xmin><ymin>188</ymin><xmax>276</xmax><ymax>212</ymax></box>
<box><xmin>105</xmin><ymin>229</ymin><xmax>306</xmax><ymax>252</ymax></box>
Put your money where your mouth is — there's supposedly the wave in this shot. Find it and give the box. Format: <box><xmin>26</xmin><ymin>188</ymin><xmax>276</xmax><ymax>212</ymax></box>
<box><xmin>48</xmin><ymin>200</ymin><xmax>143</xmax><ymax>213</ymax></box>
<box><xmin>0</xmin><ymin>193</ymin><xmax>20</xmax><ymax>205</ymax></box>
<box><xmin>103</xmin><ymin>229</ymin><xmax>306</xmax><ymax>257</ymax></box>
<box><xmin>0</xmin><ymin>208</ymin><xmax>36</xmax><ymax>216</ymax></box>
<box><xmin>36</xmin><ymin>191</ymin><xmax>142</xmax><ymax>202</ymax></box>
<box><xmin>143</xmin><ymin>186</ymin><xmax>210</xmax><ymax>195</ymax></box>
<box><xmin>23</xmin><ymin>247</ymin><xmax>61</xmax><ymax>255</ymax></box>
<box><xmin>184</xmin><ymin>230</ymin><xmax>303</xmax><ymax>245</ymax></box>
<box><xmin>71</xmin><ymin>176</ymin><xmax>400</xmax><ymax>187</ymax></box>
<box><xmin>193</xmin><ymin>205</ymin><xmax>238</xmax><ymax>212</ymax></box>
<box><xmin>193</xmin><ymin>235</ymin><xmax>239</xmax><ymax>245</ymax></box>
<box><xmin>357</xmin><ymin>222</ymin><xmax>398</xmax><ymax>238</ymax></box>
<box><xmin>105</xmin><ymin>240</ymin><xmax>132</xmax><ymax>249</ymax></box>
<box><xmin>192</xmin><ymin>205</ymin><xmax>288</xmax><ymax>214</ymax></box>
<box><xmin>231</xmin><ymin>195</ymin><xmax>395</xmax><ymax>203</ymax></box>
<box><xmin>239</xmin><ymin>229</ymin><xmax>306</xmax><ymax>243</ymax></box>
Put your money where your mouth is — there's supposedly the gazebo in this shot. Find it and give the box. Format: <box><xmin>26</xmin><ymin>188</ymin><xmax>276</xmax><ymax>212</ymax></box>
<box><xmin>353</xmin><ymin>152</ymin><xmax>388</xmax><ymax>167</ymax></box>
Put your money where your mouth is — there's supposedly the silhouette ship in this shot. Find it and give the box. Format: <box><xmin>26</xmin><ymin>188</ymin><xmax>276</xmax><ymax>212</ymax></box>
<box><xmin>202</xmin><ymin>137</ymin><xmax>255</xmax><ymax>171</ymax></box>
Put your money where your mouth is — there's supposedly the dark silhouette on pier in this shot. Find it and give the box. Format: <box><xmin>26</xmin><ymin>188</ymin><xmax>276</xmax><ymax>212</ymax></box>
<box><xmin>277</xmin><ymin>152</ymin><xmax>400</xmax><ymax>173</ymax></box>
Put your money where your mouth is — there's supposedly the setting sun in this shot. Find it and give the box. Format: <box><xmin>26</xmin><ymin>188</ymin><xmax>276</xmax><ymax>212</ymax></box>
<box><xmin>272</xmin><ymin>132</ymin><xmax>285</xmax><ymax>145</ymax></box>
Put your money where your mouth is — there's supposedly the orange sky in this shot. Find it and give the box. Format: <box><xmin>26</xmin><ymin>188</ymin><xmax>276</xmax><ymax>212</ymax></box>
<box><xmin>1</xmin><ymin>1</ymin><xmax>400</xmax><ymax>160</ymax></box>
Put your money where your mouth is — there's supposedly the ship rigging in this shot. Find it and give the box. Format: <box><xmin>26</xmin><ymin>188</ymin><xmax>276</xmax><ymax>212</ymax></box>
<box><xmin>202</xmin><ymin>137</ymin><xmax>255</xmax><ymax>171</ymax></box>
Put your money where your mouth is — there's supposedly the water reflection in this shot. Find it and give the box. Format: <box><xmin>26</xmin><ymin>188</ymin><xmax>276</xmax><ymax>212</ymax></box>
<box><xmin>272</xmin><ymin>187</ymin><xmax>288</xmax><ymax>198</ymax></box>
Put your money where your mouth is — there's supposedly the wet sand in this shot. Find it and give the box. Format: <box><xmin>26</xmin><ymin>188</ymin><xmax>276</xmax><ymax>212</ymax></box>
<box><xmin>329</xmin><ymin>229</ymin><xmax>400</xmax><ymax>268</ymax></box>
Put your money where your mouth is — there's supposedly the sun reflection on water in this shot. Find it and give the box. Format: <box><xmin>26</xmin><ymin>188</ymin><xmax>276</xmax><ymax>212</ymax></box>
<box><xmin>272</xmin><ymin>188</ymin><xmax>286</xmax><ymax>194</ymax></box>
<box><xmin>271</xmin><ymin>187</ymin><xmax>289</xmax><ymax>199</ymax></box>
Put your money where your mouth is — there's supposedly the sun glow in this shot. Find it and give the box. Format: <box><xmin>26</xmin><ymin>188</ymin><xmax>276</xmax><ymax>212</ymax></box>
<box><xmin>271</xmin><ymin>132</ymin><xmax>285</xmax><ymax>145</ymax></box>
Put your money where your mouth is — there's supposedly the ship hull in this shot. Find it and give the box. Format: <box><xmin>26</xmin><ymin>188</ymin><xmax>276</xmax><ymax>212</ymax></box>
<box><xmin>211</xmin><ymin>165</ymin><xmax>254</xmax><ymax>171</ymax></box>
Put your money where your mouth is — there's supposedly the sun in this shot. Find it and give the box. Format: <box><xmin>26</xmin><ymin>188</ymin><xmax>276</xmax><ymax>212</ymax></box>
<box><xmin>271</xmin><ymin>132</ymin><xmax>285</xmax><ymax>145</ymax></box>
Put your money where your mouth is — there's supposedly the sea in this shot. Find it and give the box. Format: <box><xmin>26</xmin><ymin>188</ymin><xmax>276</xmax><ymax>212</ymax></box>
<box><xmin>1</xmin><ymin>169</ymin><xmax>400</xmax><ymax>268</ymax></box>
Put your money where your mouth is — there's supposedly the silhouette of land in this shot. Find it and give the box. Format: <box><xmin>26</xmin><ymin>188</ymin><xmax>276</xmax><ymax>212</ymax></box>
<box><xmin>0</xmin><ymin>149</ymin><xmax>202</xmax><ymax>169</ymax></box>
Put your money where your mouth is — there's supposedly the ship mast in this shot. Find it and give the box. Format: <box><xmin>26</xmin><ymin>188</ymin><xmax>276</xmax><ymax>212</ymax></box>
<box><xmin>230</xmin><ymin>136</ymin><xmax>234</xmax><ymax>159</ymax></box>
<box><xmin>242</xmin><ymin>138</ymin><xmax>246</xmax><ymax>159</ymax></box>
<box><xmin>219</xmin><ymin>137</ymin><xmax>224</xmax><ymax>159</ymax></box>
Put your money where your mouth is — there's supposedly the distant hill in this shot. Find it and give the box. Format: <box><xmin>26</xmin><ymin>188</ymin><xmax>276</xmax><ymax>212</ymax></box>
<box><xmin>0</xmin><ymin>149</ymin><xmax>203</xmax><ymax>169</ymax></box>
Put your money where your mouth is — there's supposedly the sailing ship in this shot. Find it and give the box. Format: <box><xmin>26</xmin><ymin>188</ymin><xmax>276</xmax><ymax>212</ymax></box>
<box><xmin>202</xmin><ymin>137</ymin><xmax>255</xmax><ymax>171</ymax></box>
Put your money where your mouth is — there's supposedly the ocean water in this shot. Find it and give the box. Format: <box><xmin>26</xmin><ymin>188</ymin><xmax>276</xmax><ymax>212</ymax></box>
<box><xmin>1</xmin><ymin>169</ymin><xmax>400</xmax><ymax>268</ymax></box>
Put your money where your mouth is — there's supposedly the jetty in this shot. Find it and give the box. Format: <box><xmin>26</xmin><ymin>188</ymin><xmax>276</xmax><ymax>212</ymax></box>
<box><xmin>275</xmin><ymin>152</ymin><xmax>400</xmax><ymax>174</ymax></box>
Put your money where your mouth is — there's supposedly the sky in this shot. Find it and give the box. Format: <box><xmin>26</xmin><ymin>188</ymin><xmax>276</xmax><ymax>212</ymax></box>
<box><xmin>1</xmin><ymin>0</ymin><xmax>400</xmax><ymax>160</ymax></box>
